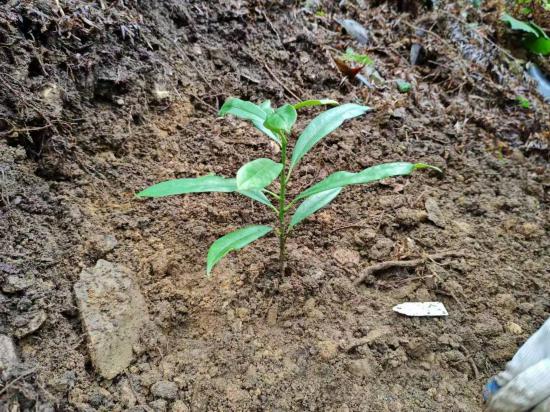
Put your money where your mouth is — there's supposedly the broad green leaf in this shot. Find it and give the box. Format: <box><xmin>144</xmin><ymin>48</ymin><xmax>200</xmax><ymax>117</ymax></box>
<box><xmin>236</xmin><ymin>158</ymin><xmax>283</xmax><ymax>191</ymax></box>
<box><xmin>219</xmin><ymin>97</ymin><xmax>280</xmax><ymax>144</ymax></box>
<box><xmin>290</xmin><ymin>104</ymin><xmax>371</xmax><ymax>169</ymax></box>
<box><xmin>137</xmin><ymin>175</ymin><xmax>236</xmax><ymax>198</ymax></box>
<box><xmin>296</xmin><ymin>162</ymin><xmax>441</xmax><ymax>200</ymax></box>
<box><xmin>207</xmin><ymin>225</ymin><xmax>272</xmax><ymax>275</ymax></box>
<box><xmin>264</xmin><ymin>104</ymin><xmax>297</xmax><ymax>135</ymax></box>
<box><xmin>524</xmin><ymin>36</ymin><xmax>550</xmax><ymax>55</ymax></box>
<box><xmin>259</xmin><ymin>100</ymin><xmax>274</xmax><ymax>115</ymax></box>
<box><xmin>289</xmin><ymin>188</ymin><xmax>342</xmax><ymax>228</ymax></box>
<box><xmin>501</xmin><ymin>13</ymin><xmax>541</xmax><ymax>36</ymax></box>
<box><xmin>293</xmin><ymin>99</ymin><xmax>339</xmax><ymax>110</ymax></box>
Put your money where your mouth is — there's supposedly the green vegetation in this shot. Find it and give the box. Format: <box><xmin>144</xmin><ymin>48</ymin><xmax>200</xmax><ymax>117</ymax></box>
<box><xmin>516</xmin><ymin>95</ymin><xmax>531</xmax><ymax>108</ymax></box>
<box><xmin>138</xmin><ymin>98</ymin><xmax>440</xmax><ymax>276</ymax></box>
<box><xmin>501</xmin><ymin>13</ymin><xmax>550</xmax><ymax>55</ymax></box>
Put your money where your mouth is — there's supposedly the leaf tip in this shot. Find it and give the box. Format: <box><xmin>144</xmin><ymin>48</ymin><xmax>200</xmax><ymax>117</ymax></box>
<box><xmin>414</xmin><ymin>163</ymin><xmax>443</xmax><ymax>174</ymax></box>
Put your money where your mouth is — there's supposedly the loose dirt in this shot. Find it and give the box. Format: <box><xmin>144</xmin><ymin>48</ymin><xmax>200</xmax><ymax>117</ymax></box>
<box><xmin>1</xmin><ymin>1</ymin><xmax>548</xmax><ymax>411</ymax></box>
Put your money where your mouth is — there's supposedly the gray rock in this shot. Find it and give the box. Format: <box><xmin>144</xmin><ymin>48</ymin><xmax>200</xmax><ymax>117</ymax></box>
<box><xmin>150</xmin><ymin>381</ymin><xmax>178</xmax><ymax>400</ymax></box>
<box><xmin>2</xmin><ymin>275</ymin><xmax>31</xmax><ymax>293</ymax></box>
<box><xmin>74</xmin><ymin>260</ymin><xmax>149</xmax><ymax>379</ymax></box>
<box><xmin>0</xmin><ymin>334</ymin><xmax>19</xmax><ymax>379</ymax></box>
<box><xmin>149</xmin><ymin>399</ymin><xmax>168</xmax><ymax>411</ymax></box>
<box><xmin>425</xmin><ymin>197</ymin><xmax>446</xmax><ymax>228</ymax></box>
<box><xmin>14</xmin><ymin>310</ymin><xmax>47</xmax><ymax>338</ymax></box>
<box><xmin>338</xmin><ymin>19</ymin><xmax>370</xmax><ymax>44</ymax></box>
<box><xmin>347</xmin><ymin>358</ymin><xmax>373</xmax><ymax>378</ymax></box>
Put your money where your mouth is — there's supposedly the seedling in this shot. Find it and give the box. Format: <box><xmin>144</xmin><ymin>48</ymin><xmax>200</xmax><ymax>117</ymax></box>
<box><xmin>516</xmin><ymin>95</ymin><xmax>531</xmax><ymax>108</ymax></box>
<box><xmin>137</xmin><ymin>98</ymin><xmax>440</xmax><ymax>276</ymax></box>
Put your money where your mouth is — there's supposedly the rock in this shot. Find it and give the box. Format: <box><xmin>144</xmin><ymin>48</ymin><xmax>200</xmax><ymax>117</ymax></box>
<box><xmin>2</xmin><ymin>274</ymin><xmax>31</xmax><ymax>293</ymax></box>
<box><xmin>0</xmin><ymin>334</ymin><xmax>19</xmax><ymax>379</ymax></box>
<box><xmin>14</xmin><ymin>310</ymin><xmax>47</xmax><ymax>338</ymax></box>
<box><xmin>396</xmin><ymin>208</ymin><xmax>428</xmax><ymax>226</ymax></box>
<box><xmin>410</xmin><ymin>43</ymin><xmax>426</xmax><ymax>65</ymax></box>
<box><xmin>506</xmin><ymin>322</ymin><xmax>523</xmax><ymax>335</ymax></box>
<box><xmin>347</xmin><ymin>358</ymin><xmax>373</xmax><ymax>378</ymax></box>
<box><xmin>266</xmin><ymin>304</ymin><xmax>278</xmax><ymax>326</ymax></box>
<box><xmin>74</xmin><ymin>260</ymin><xmax>149</xmax><ymax>379</ymax></box>
<box><xmin>369</xmin><ymin>237</ymin><xmax>394</xmax><ymax>260</ymax></box>
<box><xmin>149</xmin><ymin>399</ymin><xmax>168</xmax><ymax>411</ymax></box>
<box><xmin>317</xmin><ymin>340</ymin><xmax>339</xmax><ymax>361</ymax></box>
<box><xmin>171</xmin><ymin>400</ymin><xmax>190</xmax><ymax>412</ymax></box>
<box><xmin>338</xmin><ymin>19</ymin><xmax>370</xmax><ymax>44</ymax></box>
<box><xmin>88</xmin><ymin>234</ymin><xmax>118</xmax><ymax>256</ymax></box>
<box><xmin>333</xmin><ymin>247</ymin><xmax>361</xmax><ymax>265</ymax></box>
<box><xmin>425</xmin><ymin>197</ymin><xmax>446</xmax><ymax>228</ymax></box>
<box><xmin>150</xmin><ymin>381</ymin><xmax>178</xmax><ymax>400</ymax></box>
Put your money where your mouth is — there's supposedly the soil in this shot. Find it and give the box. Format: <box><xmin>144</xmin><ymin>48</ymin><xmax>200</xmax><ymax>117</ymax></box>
<box><xmin>1</xmin><ymin>1</ymin><xmax>549</xmax><ymax>411</ymax></box>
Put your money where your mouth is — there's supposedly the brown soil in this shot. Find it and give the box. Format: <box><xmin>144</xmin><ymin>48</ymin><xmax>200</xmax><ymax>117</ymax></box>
<box><xmin>1</xmin><ymin>1</ymin><xmax>549</xmax><ymax>411</ymax></box>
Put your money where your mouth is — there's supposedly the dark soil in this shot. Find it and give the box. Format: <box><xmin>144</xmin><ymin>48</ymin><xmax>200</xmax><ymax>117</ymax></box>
<box><xmin>1</xmin><ymin>1</ymin><xmax>549</xmax><ymax>411</ymax></box>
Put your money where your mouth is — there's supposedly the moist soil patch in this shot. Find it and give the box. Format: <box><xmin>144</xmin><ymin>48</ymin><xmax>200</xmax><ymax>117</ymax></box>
<box><xmin>1</xmin><ymin>1</ymin><xmax>548</xmax><ymax>411</ymax></box>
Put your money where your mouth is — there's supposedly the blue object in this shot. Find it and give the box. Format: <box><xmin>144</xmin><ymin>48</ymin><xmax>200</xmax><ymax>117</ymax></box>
<box><xmin>483</xmin><ymin>378</ymin><xmax>502</xmax><ymax>402</ymax></box>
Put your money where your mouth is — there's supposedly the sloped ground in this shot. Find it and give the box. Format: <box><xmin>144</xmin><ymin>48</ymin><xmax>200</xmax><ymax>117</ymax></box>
<box><xmin>1</xmin><ymin>1</ymin><xmax>549</xmax><ymax>411</ymax></box>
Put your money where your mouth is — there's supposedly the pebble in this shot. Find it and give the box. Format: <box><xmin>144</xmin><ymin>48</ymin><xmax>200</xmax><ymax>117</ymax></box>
<box><xmin>317</xmin><ymin>340</ymin><xmax>338</xmax><ymax>361</ymax></box>
<box><xmin>171</xmin><ymin>400</ymin><xmax>190</xmax><ymax>412</ymax></box>
<box><xmin>2</xmin><ymin>275</ymin><xmax>31</xmax><ymax>293</ymax></box>
<box><xmin>506</xmin><ymin>322</ymin><xmax>523</xmax><ymax>335</ymax></box>
<box><xmin>149</xmin><ymin>399</ymin><xmax>168</xmax><ymax>412</ymax></box>
<box><xmin>346</xmin><ymin>358</ymin><xmax>373</xmax><ymax>378</ymax></box>
<box><xmin>150</xmin><ymin>381</ymin><xmax>178</xmax><ymax>400</ymax></box>
<box><xmin>14</xmin><ymin>310</ymin><xmax>47</xmax><ymax>338</ymax></box>
<box><xmin>0</xmin><ymin>334</ymin><xmax>19</xmax><ymax>379</ymax></box>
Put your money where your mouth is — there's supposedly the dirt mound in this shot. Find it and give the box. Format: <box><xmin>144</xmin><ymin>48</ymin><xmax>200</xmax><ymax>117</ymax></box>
<box><xmin>1</xmin><ymin>0</ymin><xmax>548</xmax><ymax>411</ymax></box>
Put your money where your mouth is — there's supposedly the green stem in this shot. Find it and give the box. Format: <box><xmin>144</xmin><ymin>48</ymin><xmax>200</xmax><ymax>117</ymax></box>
<box><xmin>278</xmin><ymin>132</ymin><xmax>288</xmax><ymax>277</ymax></box>
<box><xmin>263</xmin><ymin>189</ymin><xmax>279</xmax><ymax>199</ymax></box>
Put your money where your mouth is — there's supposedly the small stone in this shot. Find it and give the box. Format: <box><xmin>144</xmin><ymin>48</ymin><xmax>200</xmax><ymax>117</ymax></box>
<box><xmin>2</xmin><ymin>275</ymin><xmax>31</xmax><ymax>294</ymax></box>
<box><xmin>74</xmin><ymin>260</ymin><xmax>149</xmax><ymax>379</ymax></box>
<box><xmin>425</xmin><ymin>197</ymin><xmax>446</xmax><ymax>228</ymax></box>
<box><xmin>235</xmin><ymin>307</ymin><xmax>250</xmax><ymax>320</ymax></box>
<box><xmin>150</xmin><ymin>381</ymin><xmax>178</xmax><ymax>400</ymax></box>
<box><xmin>333</xmin><ymin>247</ymin><xmax>361</xmax><ymax>265</ymax></box>
<box><xmin>149</xmin><ymin>399</ymin><xmax>168</xmax><ymax>412</ymax></box>
<box><xmin>0</xmin><ymin>334</ymin><xmax>19</xmax><ymax>379</ymax></box>
<box><xmin>266</xmin><ymin>304</ymin><xmax>278</xmax><ymax>326</ymax></box>
<box><xmin>347</xmin><ymin>358</ymin><xmax>373</xmax><ymax>378</ymax></box>
<box><xmin>171</xmin><ymin>400</ymin><xmax>190</xmax><ymax>412</ymax></box>
<box><xmin>88</xmin><ymin>234</ymin><xmax>118</xmax><ymax>256</ymax></box>
<box><xmin>506</xmin><ymin>322</ymin><xmax>523</xmax><ymax>335</ymax></box>
<box><xmin>14</xmin><ymin>310</ymin><xmax>47</xmax><ymax>338</ymax></box>
<box><xmin>317</xmin><ymin>340</ymin><xmax>338</xmax><ymax>361</ymax></box>
<box><xmin>369</xmin><ymin>237</ymin><xmax>394</xmax><ymax>260</ymax></box>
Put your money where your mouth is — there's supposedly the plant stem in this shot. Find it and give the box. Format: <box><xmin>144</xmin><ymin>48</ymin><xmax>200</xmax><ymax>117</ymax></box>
<box><xmin>278</xmin><ymin>133</ymin><xmax>288</xmax><ymax>276</ymax></box>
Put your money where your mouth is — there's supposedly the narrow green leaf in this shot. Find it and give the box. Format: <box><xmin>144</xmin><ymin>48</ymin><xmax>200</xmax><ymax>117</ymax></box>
<box><xmin>290</xmin><ymin>188</ymin><xmax>342</xmax><ymax>228</ymax></box>
<box><xmin>290</xmin><ymin>104</ymin><xmax>371</xmax><ymax>169</ymax></box>
<box><xmin>236</xmin><ymin>158</ymin><xmax>283</xmax><ymax>191</ymax></box>
<box><xmin>219</xmin><ymin>97</ymin><xmax>280</xmax><ymax>144</ymax></box>
<box><xmin>207</xmin><ymin>225</ymin><xmax>272</xmax><ymax>275</ymax></box>
<box><xmin>296</xmin><ymin>162</ymin><xmax>441</xmax><ymax>200</ymax></box>
<box><xmin>238</xmin><ymin>189</ymin><xmax>273</xmax><ymax>208</ymax></box>
<box><xmin>293</xmin><ymin>99</ymin><xmax>339</xmax><ymax>110</ymax></box>
<box><xmin>137</xmin><ymin>175</ymin><xmax>236</xmax><ymax>198</ymax></box>
<box><xmin>501</xmin><ymin>13</ymin><xmax>541</xmax><ymax>36</ymax></box>
<box><xmin>264</xmin><ymin>104</ymin><xmax>297</xmax><ymax>135</ymax></box>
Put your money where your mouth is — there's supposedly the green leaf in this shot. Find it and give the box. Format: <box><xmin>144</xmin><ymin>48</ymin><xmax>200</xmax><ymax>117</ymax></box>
<box><xmin>238</xmin><ymin>189</ymin><xmax>273</xmax><ymax>208</ymax></box>
<box><xmin>207</xmin><ymin>225</ymin><xmax>272</xmax><ymax>275</ymax></box>
<box><xmin>296</xmin><ymin>162</ymin><xmax>441</xmax><ymax>200</ymax></box>
<box><xmin>516</xmin><ymin>96</ymin><xmax>531</xmax><ymax>109</ymax></box>
<box><xmin>236</xmin><ymin>158</ymin><xmax>283</xmax><ymax>191</ymax></box>
<box><xmin>219</xmin><ymin>97</ymin><xmax>280</xmax><ymax>144</ymax></box>
<box><xmin>396</xmin><ymin>80</ymin><xmax>412</xmax><ymax>93</ymax></box>
<box><xmin>290</xmin><ymin>103</ymin><xmax>371</xmax><ymax>169</ymax></box>
<box><xmin>524</xmin><ymin>36</ymin><xmax>550</xmax><ymax>55</ymax></box>
<box><xmin>293</xmin><ymin>99</ymin><xmax>339</xmax><ymax>110</ymax></box>
<box><xmin>259</xmin><ymin>100</ymin><xmax>274</xmax><ymax>115</ymax></box>
<box><xmin>341</xmin><ymin>48</ymin><xmax>374</xmax><ymax>66</ymax></box>
<box><xmin>264</xmin><ymin>104</ymin><xmax>297</xmax><ymax>135</ymax></box>
<box><xmin>501</xmin><ymin>13</ymin><xmax>541</xmax><ymax>37</ymax></box>
<box><xmin>137</xmin><ymin>175</ymin><xmax>236</xmax><ymax>198</ymax></box>
<box><xmin>289</xmin><ymin>188</ymin><xmax>342</xmax><ymax>228</ymax></box>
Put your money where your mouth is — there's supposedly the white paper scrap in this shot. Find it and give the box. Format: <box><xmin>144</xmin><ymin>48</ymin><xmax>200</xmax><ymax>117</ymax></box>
<box><xmin>392</xmin><ymin>302</ymin><xmax>448</xmax><ymax>317</ymax></box>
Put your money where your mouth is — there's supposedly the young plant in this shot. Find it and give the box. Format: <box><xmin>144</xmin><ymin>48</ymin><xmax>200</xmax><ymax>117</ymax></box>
<box><xmin>137</xmin><ymin>98</ymin><xmax>440</xmax><ymax>276</ymax></box>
